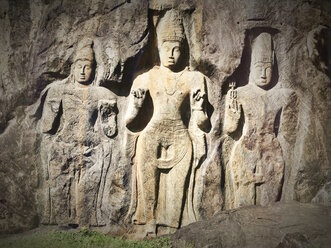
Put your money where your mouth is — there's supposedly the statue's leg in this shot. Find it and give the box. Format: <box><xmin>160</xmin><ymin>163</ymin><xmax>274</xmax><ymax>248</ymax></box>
<box><xmin>77</xmin><ymin>146</ymin><xmax>105</xmax><ymax>226</ymax></box>
<box><xmin>134</xmin><ymin>137</ymin><xmax>158</xmax><ymax>229</ymax></box>
<box><xmin>49</xmin><ymin>145</ymin><xmax>74</xmax><ymax>225</ymax></box>
<box><xmin>232</xmin><ymin>145</ymin><xmax>256</xmax><ymax>208</ymax></box>
<box><xmin>159</xmin><ymin>144</ymin><xmax>192</xmax><ymax>228</ymax></box>
<box><xmin>259</xmin><ymin>158</ymin><xmax>284</xmax><ymax>205</ymax></box>
<box><xmin>257</xmin><ymin>136</ymin><xmax>284</xmax><ymax>206</ymax></box>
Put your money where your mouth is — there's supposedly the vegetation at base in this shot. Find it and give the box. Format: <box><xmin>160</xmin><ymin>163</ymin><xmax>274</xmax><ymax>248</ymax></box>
<box><xmin>0</xmin><ymin>228</ymin><xmax>173</xmax><ymax>248</ymax></box>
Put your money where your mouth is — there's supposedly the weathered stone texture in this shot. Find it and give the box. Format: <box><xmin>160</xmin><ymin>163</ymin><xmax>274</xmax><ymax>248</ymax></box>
<box><xmin>0</xmin><ymin>0</ymin><xmax>330</xmax><ymax>239</ymax></box>
<box><xmin>171</xmin><ymin>202</ymin><xmax>331</xmax><ymax>248</ymax></box>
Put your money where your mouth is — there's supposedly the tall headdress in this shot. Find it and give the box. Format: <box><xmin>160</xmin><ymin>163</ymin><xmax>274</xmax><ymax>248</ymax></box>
<box><xmin>156</xmin><ymin>9</ymin><xmax>185</xmax><ymax>45</ymax></box>
<box><xmin>251</xmin><ymin>32</ymin><xmax>274</xmax><ymax>64</ymax></box>
<box><xmin>73</xmin><ymin>37</ymin><xmax>94</xmax><ymax>63</ymax></box>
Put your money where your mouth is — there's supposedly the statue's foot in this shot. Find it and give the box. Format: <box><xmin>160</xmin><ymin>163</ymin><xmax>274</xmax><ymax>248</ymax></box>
<box><xmin>157</xmin><ymin>225</ymin><xmax>177</xmax><ymax>236</ymax></box>
<box><xmin>129</xmin><ymin>223</ymin><xmax>156</xmax><ymax>239</ymax></box>
<box><xmin>146</xmin><ymin>231</ymin><xmax>157</xmax><ymax>238</ymax></box>
<box><xmin>144</xmin><ymin>222</ymin><xmax>157</xmax><ymax>238</ymax></box>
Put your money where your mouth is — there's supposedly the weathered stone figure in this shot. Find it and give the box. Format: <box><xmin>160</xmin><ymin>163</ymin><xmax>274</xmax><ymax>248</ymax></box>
<box><xmin>126</xmin><ymin>10</ymin><xmax>210</xmax><ymax>236</ymax></box>
<box><xmin>40</xmin><ymin>38</ymin><xmax>117</xmax><ymax>226</ymax></box>
<box><xmin>224</xmin><ymin>32</ymin><xmax>296</xmax><ymax>208</ymax></box>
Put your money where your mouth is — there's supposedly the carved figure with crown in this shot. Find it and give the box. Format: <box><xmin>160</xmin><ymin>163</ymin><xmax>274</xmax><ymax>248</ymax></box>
<box><xmin>40</xmin><ymin>38</ymin><xmax>117</xmax><ymax>226</ymax></box>
<box><xmin>125</xmin><ymin>10</ymin><xmax>210</xmax><ymax>236</ymax></box>
<box><xmin>223</xmin><ymin>32</ymin><xmax>297</xmax><ymax>209</ymax></box>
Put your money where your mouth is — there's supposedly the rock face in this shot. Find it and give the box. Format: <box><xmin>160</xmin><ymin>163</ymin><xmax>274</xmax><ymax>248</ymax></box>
<box><xmin>0</xmin><ymin>0</ymin><xmax>330</xmax><ymax>239</ymax></box>
<box><xmin>171</xmin><ymin>202</ymin><xmax>331</xmax><ymax>248</ymax></box>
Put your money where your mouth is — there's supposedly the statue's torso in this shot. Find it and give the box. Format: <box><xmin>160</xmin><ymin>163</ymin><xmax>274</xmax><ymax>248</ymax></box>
<box><xmin>49</xmin><ymin>83</ymin><xmax>114</xmax><ymax>145</ymax></box>
<box><xmin>147</xmin><ymin>67</ymin><xmax>190</xmax><ymax>127</ymax></box>
<box><xmin>135</xmin><ymin>67</ymin><xmax>200</xmax><ymax>168</ymax></box>
<box><xmin>237</xmin><ymin>84</ymin><xmax>292</xmax><ymax>138</ymax></box>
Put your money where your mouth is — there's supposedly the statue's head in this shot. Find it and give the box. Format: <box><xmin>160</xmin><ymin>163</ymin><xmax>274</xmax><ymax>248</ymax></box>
<box><xmin>157</xmin><ymin>10</ymin><xmax>185</xmax><ymax>71</ymax></box>
<box><xmin>71</xmin><ymin>38</ymin><xmax>95</xmax><ymax>85</ymax></box>
<box><xmin>249</xmin><ymin>32</ymin><xmax>274</xmax><ymax>88</ymax></box>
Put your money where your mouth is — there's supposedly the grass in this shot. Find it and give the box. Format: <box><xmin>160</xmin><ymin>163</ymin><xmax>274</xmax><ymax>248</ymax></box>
<box><xmin>0</xmin><ymin>228</ymin><xmax>173</xmax><ymax>248</ymax></box>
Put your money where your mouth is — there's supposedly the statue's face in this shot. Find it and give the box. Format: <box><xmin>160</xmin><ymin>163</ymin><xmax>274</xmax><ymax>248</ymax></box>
<box><xmin>73</xmin><ymin>60</ymin><xmax>93</xmax><ymax>84</ymax></box>
<box><xmin>159</xmin><ymin>41</ymin><xmax>181</xmax><ymax>69</ymax></box>
<box><xmin>251</xmin><ymin>62</ymin><xmax>272</xmax><ymax>87</ymax></box>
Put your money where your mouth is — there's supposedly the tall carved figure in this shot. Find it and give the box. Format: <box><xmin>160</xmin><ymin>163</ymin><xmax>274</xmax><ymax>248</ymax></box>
<box><xmin>224</xmin><ymin>32</ymin><xmax>296</xmax><ymax>208</ymax></box>
<box><xmin>126</xmin><ymin>10</ymin><xmax>210</xmax><ymax>236</ymax></box>
<box><xmin>40</xmin><ymin>38</ymin><xmax>117</xmax><ymax>226</ymax></box>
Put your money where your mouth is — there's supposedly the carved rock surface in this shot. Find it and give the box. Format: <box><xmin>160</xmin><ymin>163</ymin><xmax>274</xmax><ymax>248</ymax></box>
<box><xmin>0</xmin><ymin>0</ymin><xmax>149</xmax><ymax>234</ymax></box>
<box><xmin>171</xmin><ymin>202</ymin><xmax>331</xmax><ymax>248</ymax></box>
<box><xmin>0</xmin><ymin>0</ymin><xmax>330</xmax><ymax>237</ymax></box>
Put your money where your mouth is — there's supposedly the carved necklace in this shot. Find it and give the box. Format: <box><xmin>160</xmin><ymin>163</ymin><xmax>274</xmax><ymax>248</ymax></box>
<box><xmin>164</xmin><ymin>70</ymin><xmax>185</xmax><ymax>96</ymax></box>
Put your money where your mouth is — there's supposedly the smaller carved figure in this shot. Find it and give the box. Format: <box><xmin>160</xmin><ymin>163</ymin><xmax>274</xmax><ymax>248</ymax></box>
<box><xmin>40</xmin><ymin>38</ymin><xmax>117</xmax><ymax>226</ymax></box>
<box><xmin>224</xmin><ymin>32</ymin><xmax>296</xmax><ymax>208</ymax></box>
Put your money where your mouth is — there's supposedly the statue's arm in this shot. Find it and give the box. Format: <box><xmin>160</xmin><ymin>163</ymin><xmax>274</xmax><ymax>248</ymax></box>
<box><xmin>41</xmin><ymin>87</ymin><xmax>62</xmax><ymax>133</ymax></box>
<box><xmin>191</xmin><ymin>76</ymin><xmax>210</xmax><ymax>132</ymax></box>
<box><xmin>223</xmin><ymin>90</ymin><xmax>241</xmax><ymax>134</ymax></box>
<box><xmin>98</xmin><ymin>94</ymin><xmax>117</xmax><ymax>138</ymax></box>
<box><xmin>125</xmin><ymin>76</ymin><xmax>147</xmax><ymax>127</ymax></box>
<box><xmin>278</xmin><ymin>90</ymin><xmax>298</xmax><ymax>143</ymax></box>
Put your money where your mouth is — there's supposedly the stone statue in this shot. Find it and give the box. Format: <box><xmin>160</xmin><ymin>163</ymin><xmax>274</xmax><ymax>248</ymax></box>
<box><xmin>224</xmin><ymin>32</ymin><xmax>296</xmax><ymax>208</ymax></box>
<box><xmin>40</xmin><ymin>38</ymin><xmax>117</xmax><ymax>226</ymax></box>
<box><xmin>125</xmin><ymin>10</ymin><xmax>210</xmax><ymax>236</ymax></box>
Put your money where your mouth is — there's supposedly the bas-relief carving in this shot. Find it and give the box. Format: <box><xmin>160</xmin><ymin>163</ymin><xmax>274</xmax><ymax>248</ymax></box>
<box><xmin>0</xmin><ymin>0</ymin><xmax>329</xmax><ymax>237</ymax></box>
<box><xmin>125</xmin><ymin>10</ymin><xmax>210</xmax><ymax>237</ymax></box>
<box><xmin>33</xmin><ymin>10</ymin><xmax>299</xmax><ymax>236</ymax></box>
<box><xmin>40</xmin><ymin>38</ymin><xmax>117</xmax><ymax>226</ymax></box>
<box><xmin>224</xmin><ymin>32</ymin><xmax>296</xmax><ymax>209</ymax></box>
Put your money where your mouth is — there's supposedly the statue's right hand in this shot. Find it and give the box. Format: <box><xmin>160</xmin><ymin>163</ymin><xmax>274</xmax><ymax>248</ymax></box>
<box><xmin>230</xmin><ymin>99</ymin><xmax>240</xmax><ymax>114</ymax></box>
<box><xmin>228</xmin><ymin>99</ymin><xmax>241</xmax><ymax>121</ymax></box>
<box><xmin>224</xmin><ymin>90</ymin><xmax>241</xmax><ymax>133</ymax></box>
<box><xmin>131</xmin><ymin>88</ymin><xmax>146</xmax><ymax>108</ymax></box>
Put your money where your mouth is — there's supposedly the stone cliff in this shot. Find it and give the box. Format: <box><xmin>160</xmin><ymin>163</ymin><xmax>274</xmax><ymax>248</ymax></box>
<box><xmin>0</xmin><ymin>0</ymin><xmax>330</xmax><ymax>239</ymax></box>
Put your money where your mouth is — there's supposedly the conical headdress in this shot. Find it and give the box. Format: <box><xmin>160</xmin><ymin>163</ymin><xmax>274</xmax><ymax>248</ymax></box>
<box><xmin>251</xmin><ymin>32</ymin><xmax>273</xmax><ymax>64</ymax></box>
<box><xmin>73</xmin><ymin>37</ymin><xmax>94</xmax><ymax>63</ymax></box>
<box><xmin>156</xmin><ymin>9</ymin><xmax>185</xmax><ymax>45</ymax></box>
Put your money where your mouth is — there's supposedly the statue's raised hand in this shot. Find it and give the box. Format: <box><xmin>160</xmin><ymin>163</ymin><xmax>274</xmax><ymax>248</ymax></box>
<box><xmin>191</xmin><ymin>89</ymin><xmax>206</xmax><ymax>111</ymax></box>
<box><xmin>131</xmin><ymin>88</ymin><xmax>146</xmax><ymax>108</ymax></box>
<box><xmin>226</xmin><ymin>88</ymin><xmax>241</xmax><ymax>120</ymax></box>
<box><xmin>224</xmin><ymin>86</ymin><xmax>242</xmax><ymax>134</ymax></box>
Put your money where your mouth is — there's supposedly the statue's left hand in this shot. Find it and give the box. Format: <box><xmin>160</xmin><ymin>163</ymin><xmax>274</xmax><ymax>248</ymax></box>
<box><xmin>192</xmin><ymin>89</ymin><xmax>206</xmax><ymax>111</ymax></box>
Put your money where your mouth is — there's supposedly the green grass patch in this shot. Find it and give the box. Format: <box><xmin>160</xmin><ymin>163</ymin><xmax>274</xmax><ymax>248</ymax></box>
<box><xmin>0</xmin><ymin>228</ymin><xmax>173</xmax><ymax>248</ymax></box>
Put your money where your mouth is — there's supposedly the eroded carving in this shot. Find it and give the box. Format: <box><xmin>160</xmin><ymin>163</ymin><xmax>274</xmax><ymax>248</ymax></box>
<box><xmin>224</xmin><ymin>32</ymin><xmax>296</xmax><ymax>208</ymax></box>
<box><xmin>40</xmin><ymin>38</ymin><xmax>117</xmax><ymax>226</ymax></box>
<box><xmin>307</xmin><ymin>25</ymin><xmax>329</xmax><ymax>73</ymax></box>
<box><xmin>126</xmin><ymin>10</ymin><xmax>210</xmax><ymax>237</ymax></box>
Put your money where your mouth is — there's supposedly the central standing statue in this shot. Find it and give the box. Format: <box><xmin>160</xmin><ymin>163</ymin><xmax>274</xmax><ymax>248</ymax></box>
<box><xmin>125</xmin><ymin>10</ymin><xmax>210</xmax><ymax>236</ymax></box>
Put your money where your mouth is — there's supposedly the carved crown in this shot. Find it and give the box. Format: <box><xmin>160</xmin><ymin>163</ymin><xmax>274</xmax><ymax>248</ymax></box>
<box><xmin>251</xmin><ymin>32</ymin><xmax>274</xmax><ymax>64</ymax></box>
<box><xmin>156</xmin><ymin>9</ymin><xmax>185</xmax><ymax>45</ymax></box>
<box><xmin>73</xmin><ymin>37</ymin><xmax>95</xmax><ymax>63</ymax></box>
